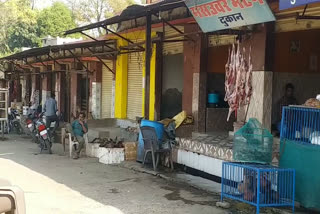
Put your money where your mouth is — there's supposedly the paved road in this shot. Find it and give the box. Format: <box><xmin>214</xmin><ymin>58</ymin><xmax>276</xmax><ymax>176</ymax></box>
<box><xmin>0</xmin><ymin>135</ymin><xmax>226</xmax><ymax>214</ymax></box>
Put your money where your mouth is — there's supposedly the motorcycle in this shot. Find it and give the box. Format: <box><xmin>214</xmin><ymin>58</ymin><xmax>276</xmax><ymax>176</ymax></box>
<box><xmin>8</xmin><ymin>108</ymin><xmax>22</xmax><ymax>134</ymax></box>
<box><xmin>35</xmin><ymin>113</ymin><xmax>53</xmax><ymax>154</ymax></box>
<box><xmin>25</xmin><ymin>112</ymin><xmax>40</xmax><ymax>144</ymax></box>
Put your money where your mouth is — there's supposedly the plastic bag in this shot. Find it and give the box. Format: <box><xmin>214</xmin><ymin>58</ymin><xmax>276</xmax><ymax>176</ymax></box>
<box><xmin>173</xmin><ymin>111</ymin><xmax>187</xmax><ymax>129</ymax></box>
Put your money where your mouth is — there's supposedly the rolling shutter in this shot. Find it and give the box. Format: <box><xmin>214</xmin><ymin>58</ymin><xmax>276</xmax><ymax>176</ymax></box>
<box><xmin>101</xmin><ymin>60</ymin><xmax>114</xmax><ymax>119</ymax></box>
<box><xmin>208</xmin><ymin>35</ymin><xmax>236</xmax><ymax>47</ymax></box>
<box><xmin>127</xmin><ymin>52</ymin><xmax>143</xmax><ymax>120</ymax></box>
<box><xmin>163</xmin><ymin>27</ymin><xmax>184</xmax><ymax>55</ymax></box>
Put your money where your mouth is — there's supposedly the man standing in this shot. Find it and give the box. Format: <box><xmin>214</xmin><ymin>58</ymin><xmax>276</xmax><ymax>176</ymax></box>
<box><xmin>68</xmin><ymin>112</ymin><xmax>88</xmax><ymax>159</ymax></box>
<box><xmin>43</xmin><ymin>93</ymin><xmax>58</xmax><ymax>136</ymax></box>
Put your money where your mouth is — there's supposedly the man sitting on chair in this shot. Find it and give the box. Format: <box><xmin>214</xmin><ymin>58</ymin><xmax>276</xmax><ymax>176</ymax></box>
<box><xmin>66</xmin><ymin>112</ymin><xmax>88</xmax><ymax>159</ymax></box>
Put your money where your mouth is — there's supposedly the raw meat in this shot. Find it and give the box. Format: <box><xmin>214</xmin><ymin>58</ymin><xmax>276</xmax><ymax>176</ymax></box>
<box><xmin>225</xmin><ymin>42</ymin><xmax>252</xmax><ymax>121</ymax></box>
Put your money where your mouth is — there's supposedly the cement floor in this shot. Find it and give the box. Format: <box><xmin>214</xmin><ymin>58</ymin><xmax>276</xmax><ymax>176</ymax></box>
<box><xmin>0</xmin><ymin>134</ymin><xmax>226</xmax><ymax>214</ymax></box>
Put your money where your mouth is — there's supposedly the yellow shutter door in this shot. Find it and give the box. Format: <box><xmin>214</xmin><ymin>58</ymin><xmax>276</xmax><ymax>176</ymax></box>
<box><xmin>127</xmin><ymin>52</ymin><xmax>143</xmax><ymax>120</ymax></box>
<box><xmin>101</xmin><ymin>60</ymin><xmax>113</xmax><ymax>119</ymax></box>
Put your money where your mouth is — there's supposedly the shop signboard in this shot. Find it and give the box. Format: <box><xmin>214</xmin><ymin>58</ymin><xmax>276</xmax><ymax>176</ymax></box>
<box><xmin>279</xmin><ymin>0</ymin><xmax>320</xmax><ymax>10</ymax></box>
<box><xmin>184</xmin><ymin>0</ymin><xmax>275</xmax><ymax>33</ymax></box>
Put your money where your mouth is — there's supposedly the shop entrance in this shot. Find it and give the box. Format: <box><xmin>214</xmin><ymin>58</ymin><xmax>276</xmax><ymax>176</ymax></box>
<box><xmin>79</xmin><ymin>75</ymin><xmax>90</xmax><ymax>114</ymax></box>
<box><xmin>160</xmin><ymin>54</ymin><xmax>183</xmax><ymax>119</ymax></box>
<box><xmin>271</xmin><ymin>29</ymin><xmax>320</xmax><ymax>133</ymax></box>
<box><xmin>206</xmin><ymin>43</ymin><xmax>235</xmax><ymax>133</ymax></box>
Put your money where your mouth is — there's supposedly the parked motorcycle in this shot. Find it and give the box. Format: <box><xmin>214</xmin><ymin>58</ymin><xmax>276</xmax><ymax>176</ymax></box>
<box><xmin>36</xmin><ymin>121</ymin><xmax>52</xmax><ymax>154</ymax></box>
<box><xmin>33</xmin><ymin>112</ymin><xmax>53</xmax><ymax>154</ymax></box>
<box><xmin>8</xmin><ymin>108</ymin><xmax>22</xmax><ymax>134</ymax></box>
<box><xmin>25</xmin><ymin>112</ymin><xmax>40</xmax><ymax>144</ymax></box>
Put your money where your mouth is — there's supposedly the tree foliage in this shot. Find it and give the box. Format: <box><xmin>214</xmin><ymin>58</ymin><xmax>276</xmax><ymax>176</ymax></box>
<box><xmin>0</xmin><ymin>0</ymin><xmax>35</xmax><ymax>55</ymax></box>
<box><xmin>37</xmin><ymin>2</ymin><xmax>77</xmax><ymax>38</ymax></box>
<box><xmin>0</xmin><ymin>0</ymin><xmax>140</xmax><ymax>56</ymax></box>
<box><xmin>0</xmin><ymin>0</ymin><xmax>77</xmax><ymax>56</ymax></box>
<box><xmin>65</xmin><ymin>0</ymin><xmax>137</xmax><ymax>35</ymax></box>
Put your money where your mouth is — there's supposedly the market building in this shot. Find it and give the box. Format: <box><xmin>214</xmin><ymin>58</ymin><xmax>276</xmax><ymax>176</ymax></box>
<box><xmin>1</xmin><ymin>40</ymin><xmax>116</xmax><ymax>121</ymax></box>
<box><xmin>61</xmin><ymin>0</ymin><xmax>277</xmax><ymax>176</ymax></box>
<box><xmin>1</xmin><ymin>0</ymin><xmax>320</xmax><ymax>210</ymax></box>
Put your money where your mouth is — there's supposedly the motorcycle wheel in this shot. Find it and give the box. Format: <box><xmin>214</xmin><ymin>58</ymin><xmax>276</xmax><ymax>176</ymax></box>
<box><xmin>32</xmin><ymin>134</ymin><xmax>40</xmax><ymax>144</ymax></box>
<box><xmin>44</xmin><ymin>139</ymin><xmax>52</xmax><ymax>154</ymax></box>
<box><xmin>13</xmin><ymin>122</ymin><xmax>22</xmax><ymax>135</ymax></box>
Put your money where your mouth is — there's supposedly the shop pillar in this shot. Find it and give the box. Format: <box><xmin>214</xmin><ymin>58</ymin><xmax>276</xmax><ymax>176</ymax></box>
<box><xmin>237</xmin><ymin>24</ymin><xmax>274</xmax><ymax>130</ymax></box>
<box><xmin>69</xmin><ymin>62</ymin><xmax>79</xmax><ymax>119</ymax></box>
<box><xmin>184</xmin><ymin>25</ymin><xmax>207</xmax><ymax>133</ymax></box>
<box><xmin>90</xmin><ymin>61</ymin><xmax>102</xmax><ymax>119</ymax></box>
<box><xmin>54</xmin><ymin>64</ymin><xmax>62</xmax><ymax>112</ymax></box>
<box><xmin>115</xmin><ymin>39</ymin><xmax>128</xmax><ymax>119</ymax></box>
<box><xmin>41</xmin><ymin>69</ymin><xmax>51</xmax><ymax>107</ymax></box>
<box><xmin>21</xmin><ymin>76</ymin><xmax>26</xmax><ymax>104</ymax></box>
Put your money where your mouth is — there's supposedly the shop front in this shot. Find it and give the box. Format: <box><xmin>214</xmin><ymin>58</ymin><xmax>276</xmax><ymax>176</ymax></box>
<box><xmin>272</xmin><ymin>2</ymin><xmax>320</xmax><ymax>210</ymax></box>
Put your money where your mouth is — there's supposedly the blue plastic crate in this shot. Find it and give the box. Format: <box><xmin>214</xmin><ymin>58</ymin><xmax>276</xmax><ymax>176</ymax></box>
<box><xmin>221</xmin><ymin>162</ymin><xmax>295</xmax><ymax>214</ymax></box>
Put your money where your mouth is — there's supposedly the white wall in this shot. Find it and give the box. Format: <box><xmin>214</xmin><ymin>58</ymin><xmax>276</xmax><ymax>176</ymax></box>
<box><xmin>177</xmin><ymin>149</ymin><xmax>223</xmax><ymax>177</ymax></box>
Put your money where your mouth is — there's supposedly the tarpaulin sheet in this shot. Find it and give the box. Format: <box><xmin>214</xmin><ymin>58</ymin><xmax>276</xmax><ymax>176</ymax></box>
<box><xmin>280</xmin><ymin>140</ymin><xmax>320</xmax><ymax>211</ymax></box>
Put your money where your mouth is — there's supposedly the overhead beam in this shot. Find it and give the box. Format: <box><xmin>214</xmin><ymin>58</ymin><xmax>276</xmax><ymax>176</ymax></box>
<box><xmin>47</xmin><ymin>54</ymin><xmax>62</xmax><ymax>66</ymax></box>
<box><xmin>66</xmin><ymin>49</ymin><xmax>90</xmax><ymax>72</ymax></box>
<box><xmin>162</xmin><ymin>39</ymin><xmax>190</xmax><ymax>43</ymax></box>
<box><xmin>35</xmin><ymin>56</ymin><xmax>50</xmax><ymax>70</ymax></box>
<box><xmin>103</xmin><ymin>27</ymin><xmax>145</xmax><ymax>50</ymax></box>
<box><xmin>81</xmin><ymin>32</ymin><xmax>98</xmax><ymax>41</ymax></box>
<box><xmin>12</xmin><ymin>69</ymin><xmax>94</xmax><ymax>76</ymax></box>
<box><xmin>86</xmin><ymin>47</ymin><xmax>114</xmax><ymax>74</ymax></box>
<box><xmin>123</xmin><ymin>31</ymin><xmax>202</xmax><ymax>49</ymax></box>
<box><xmin>157</xmin><ymin>15</ymin><xmax>194</xmax><ymax>42</ymax></box>
<box><xmin>296</xmin><ymin>15</ymin><xmax>320</xmax><ymax>20</ymax></box>
<box><xmin>24</xmin><ymin>58</ymin><xmax>36</xmax><ymax>69</ymax></box>
<box><xmin>80</xmin><ymin>31</ymin><xmax>116</xmax><ymax>51</ymax></box>
<box><xmin>9</xmin><ymin>61</ymin><xmax>28</xmax><ymax>73</ymax></box>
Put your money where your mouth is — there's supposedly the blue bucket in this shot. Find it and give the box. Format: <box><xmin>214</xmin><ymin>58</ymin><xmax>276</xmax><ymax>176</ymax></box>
<box><xmin>208</xmin><ymin>93</ymin><xmax>219</xmax><ymax>104</ymax></box>
<box><xmin>137</xmin><ymin>120</ymin><xmax>164</xmax><ymax>162</ymax></box>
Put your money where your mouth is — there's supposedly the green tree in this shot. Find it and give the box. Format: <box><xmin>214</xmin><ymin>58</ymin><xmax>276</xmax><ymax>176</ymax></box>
<box><xmin>0</xmin><ymin>0</ymin><xmax>35</xmax><ymax>55</ymax></box>
<box><xmin>7</xmin><ymin>19</ymin><xmax>41</xmax><ymax>52</ymax></box>
<box><xmin>37</xmin><ymin>2</ymin><xmax>77</xmax><ymax>38</ymax></box>
<box><xmin>65</xmin><ymin>0</ymin><xmax>138</xmax><ymax>35</ymax></box>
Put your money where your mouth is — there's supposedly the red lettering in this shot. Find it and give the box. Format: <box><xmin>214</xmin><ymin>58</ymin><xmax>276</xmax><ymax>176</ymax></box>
<box><xmin>207</xmin><ymin>2</ymin><xmax>218</xmax><ymax>15</ymax></box>
<box><xmin>232</xmin><ymin>0</ymin><xmax>244</xmax><ymax>8</ymax></box>
<box><xmin>220</xmin><ymin>0</ymin><xmax>232</xmax><ymax>12</ymax></box>
<box><xmin>191</xmin><ymin>0</ymin><xmax>233</xmax><ymax>18</ymax></box>
<box><xmin>214</xmin><ymin>0</ymin><xmax>227</xmax><ymax>13</ymax></box>
<box><xmin>199</xmin><ymin>4</ymin><xmax>212</xmax><ymax>17</ymax></box>
<box><xmin>190</xmin><ymin>7</ymin><xmax>203</xmax><ymax>18</ymax></box>
<box><xmin>242</xmin><ymin>0</ymin><xmax>253</xmax><ymax>7</ymax></box>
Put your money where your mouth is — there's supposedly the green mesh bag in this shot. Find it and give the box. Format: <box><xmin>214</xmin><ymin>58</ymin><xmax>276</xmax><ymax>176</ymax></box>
<box><xmin>233</xmin><ymin>118</ymin><xmax>273</xmax><ymax>164</ymax></box>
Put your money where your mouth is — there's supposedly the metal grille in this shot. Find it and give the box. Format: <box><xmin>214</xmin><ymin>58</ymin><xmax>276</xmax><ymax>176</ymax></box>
<box><xmin>281</xmin><ymin>106</ymin><xmax>320</xmax><ymax>145</ymax></box>
<box><xmin>221</xmin><ymin>162</ymin><xmax>295</xmax><ymax>214</ymax></box>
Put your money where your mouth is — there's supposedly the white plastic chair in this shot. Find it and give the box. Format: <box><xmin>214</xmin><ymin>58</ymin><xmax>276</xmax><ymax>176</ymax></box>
<box><xmin>0</xmin><ymin>178</ymin><xmax>26</xmax><ymax>214</ymax></box>
<box><xmin>68</xmin><ymin>133</ymin><xmax>88</xmax><ymax>158</ymax></box>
